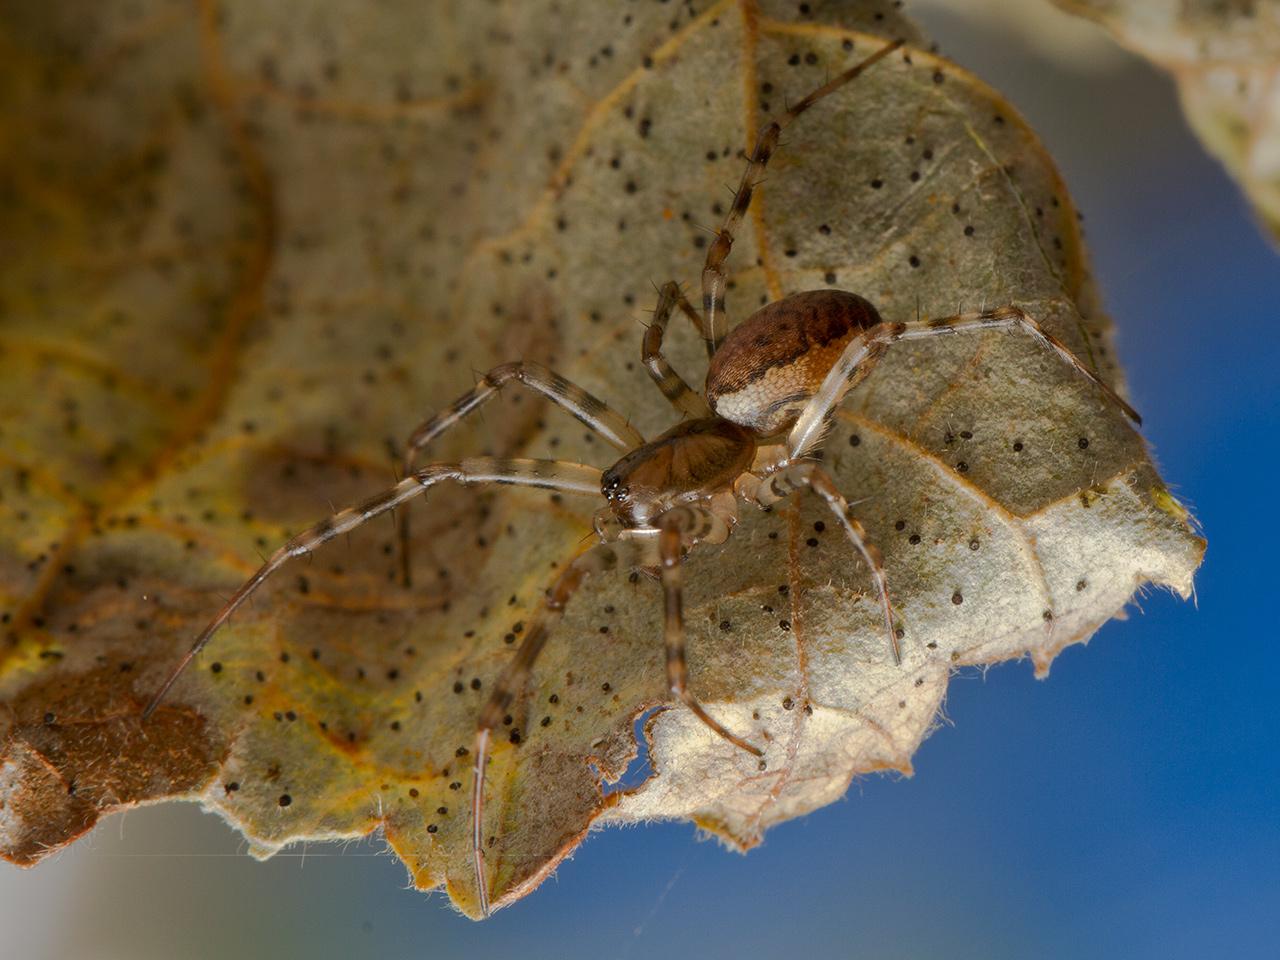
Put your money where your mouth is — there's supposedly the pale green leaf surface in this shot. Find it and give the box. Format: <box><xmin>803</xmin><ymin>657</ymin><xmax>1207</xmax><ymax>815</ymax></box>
<box><xmin>0</xmin><ymin>0</ymin><xmax>1202</xmax><ymax>917</ymax></box>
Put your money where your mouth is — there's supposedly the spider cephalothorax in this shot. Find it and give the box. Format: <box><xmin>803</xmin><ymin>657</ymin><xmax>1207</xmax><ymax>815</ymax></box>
<box><xmin>142</xmin><ymin>37</ymin><xmax>1140</xmax><ymax>916</ymax></box>
<box><xmin>600</xmin><ymin>418</ymin><xmax>756</xmax><ymax>525</ymax></box>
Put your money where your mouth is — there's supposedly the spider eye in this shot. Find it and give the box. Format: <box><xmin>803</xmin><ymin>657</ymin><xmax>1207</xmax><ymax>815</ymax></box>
<box><xmin>600</xmin><ymin>474</ymin><xmax>630</xmax><ymax>503</ymax></box>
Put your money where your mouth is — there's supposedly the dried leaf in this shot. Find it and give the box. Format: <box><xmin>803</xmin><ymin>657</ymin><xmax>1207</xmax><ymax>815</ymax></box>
<box><xmin>1056</xmin><ymin>0</ymin><xmax>1280</xmax><ymax>242</ymax></box>
<box><xmin>0</xmin><ymin>0</ymin><xmax>1203</xmax><ymax>917</ymax></box>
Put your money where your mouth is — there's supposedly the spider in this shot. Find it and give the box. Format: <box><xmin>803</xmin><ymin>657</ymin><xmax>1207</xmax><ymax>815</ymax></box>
<box><xmin>143</xmin><ymin>37</ymin><xmax>1140</xmax><ymax>916</ymax></box>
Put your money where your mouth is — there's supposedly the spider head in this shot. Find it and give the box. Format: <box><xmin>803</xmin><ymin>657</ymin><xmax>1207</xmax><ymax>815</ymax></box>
<box><xmin>600</xmin><ymin>470</ymin><xmax>627</xmax><ymax>501</ymax></box>
<box><xmin>600</xmin><ymin>466</ymin><xmax>639</xmax><ymax>523</ymax></box>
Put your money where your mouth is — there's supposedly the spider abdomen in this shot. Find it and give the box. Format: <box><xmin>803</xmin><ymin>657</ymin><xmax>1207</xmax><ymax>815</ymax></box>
<box><xmin>705</xmin><ymin>289</ymin><xmax>882</xmax><ymax>437</ymax></box>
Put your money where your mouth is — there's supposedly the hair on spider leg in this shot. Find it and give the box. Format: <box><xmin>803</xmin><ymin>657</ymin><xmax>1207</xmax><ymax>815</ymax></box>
<box><xmin>688</xmin><ymin>219</ymin><xmax>720</xmax><ymax>240</ymax></box>
<box><xmin>142</xmin><ymin>35</ymin><xmax>1145</xmax><ymax>915</ymax></box>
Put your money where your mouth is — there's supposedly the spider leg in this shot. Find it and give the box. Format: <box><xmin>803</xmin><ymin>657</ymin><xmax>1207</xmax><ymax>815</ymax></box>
<box><xmin>398</xmin><ymin>362</ymin><xmax>643</xmax><ymax>585</ymax></box>
<box><xmin>787</xmin><ymin>305</ymin><xmax>1143</xmax><ymax>459</ymax></box>
<box><xmin>143</xmin><ymin>458</ymin><xmax>603</xmax><ymax>720</ymax></box>
<box><xmin>471</xmin><ymin>538</ymin><xmax>627</xmax><ymax>918</ymax></box>
<box><xmin>701</xmin><ymin>37</ymin><xmax>903</xmax><ymax>353</ymax></box>
<box><xmin>656</xmin><ymin>508</ymin><xmax>762</xmax><ymax>756</ymax></box>
<box><xmin>674</xmin><ymin>280</ymin><xmax>717</xmax><ymax>362</ymax></box>
<box><xmin>471</xmin><ymin>498</ymin><xmax>746</xmax><ymax>915</ymax></box>
<box><xmin>644</xmin><ymin>281</ymin><xmax>714</xmax><ymax>419</ymax></box>
<box><xmin>743</xmin><ymin>462</ymin><xmax>899</xmax><ymax>664</ymax></box>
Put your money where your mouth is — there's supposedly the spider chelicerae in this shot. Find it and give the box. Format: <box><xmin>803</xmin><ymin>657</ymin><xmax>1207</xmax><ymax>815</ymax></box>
<box><xmin>143</xmin><ymin>38</ymin><xmax>1140</xmax><ymax>915</ymax></box>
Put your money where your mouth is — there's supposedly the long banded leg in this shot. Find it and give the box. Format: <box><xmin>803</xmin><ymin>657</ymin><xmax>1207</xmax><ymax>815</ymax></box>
<box><xmin>643</xmin><ymin>282</ymin><xmax>713</xmax><ymax>419</ymax></box>
<box><xmin>746</xmin><ymin>461</ymin><xmax>899</xmax><ymax>664</ymax></box>
<box><xmin>398</xmin><ymin>362</ymin><xmax>642</xmax><ymax>585</ymax></box>
<box><xmin>471</xmin><ymin>539</ymin><xmax>628</xmax><ymax>917</ymax></box>
<box><xmin>787</xmin><ymin>305</ymin><xmax>1143</xmax><ymax>459</ymax></box>
<box><xmin>471</xmin><ymin>500</ymin><xmax>746</xmax><ymax>915</ymax></box>
<box><xmin>656</xmin><ymin>509</ymin><xmax>762</xmax><ymax>756</ymax></box>
<box><xmin>143</xmin><ymin>458</ymin><xmax>603</xmax><ymax>719</ymax></box>
<box><xmin>701</xmin><ymin>38</ymin><xmax>904</xmax><ymax>352</ymax></box>
<box><xmin>675</xmin><ymin>282</ymin><xmax>717</xmax><ymax>362</ymax></box>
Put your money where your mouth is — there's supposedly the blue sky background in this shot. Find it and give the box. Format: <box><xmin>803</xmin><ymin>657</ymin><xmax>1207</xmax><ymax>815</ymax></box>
<box><xmin>3</xmin><ymin>5</ymin><xmax>1277</xmax><ymax>959</ymax></box>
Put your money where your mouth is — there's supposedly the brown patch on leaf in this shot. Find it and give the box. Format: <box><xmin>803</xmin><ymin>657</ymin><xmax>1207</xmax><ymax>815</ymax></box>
<box><xmin>1</xmin><ymin>665</ymin><xmax>225</xmax><ymax>864</ymax></box>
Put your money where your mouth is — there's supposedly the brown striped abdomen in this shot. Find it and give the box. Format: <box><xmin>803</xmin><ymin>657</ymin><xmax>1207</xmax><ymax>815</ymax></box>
<box><xmin>705</xmin><ymin>289</ymin><xmax>882</xmax><ymax>437</ymax></box>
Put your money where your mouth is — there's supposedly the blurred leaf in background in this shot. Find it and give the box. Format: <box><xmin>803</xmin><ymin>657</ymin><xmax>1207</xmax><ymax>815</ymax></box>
<box><xmin>1056</xmin><ymin>0</ymin><xmax>1280</xmax><ymax>243</ymax></box>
